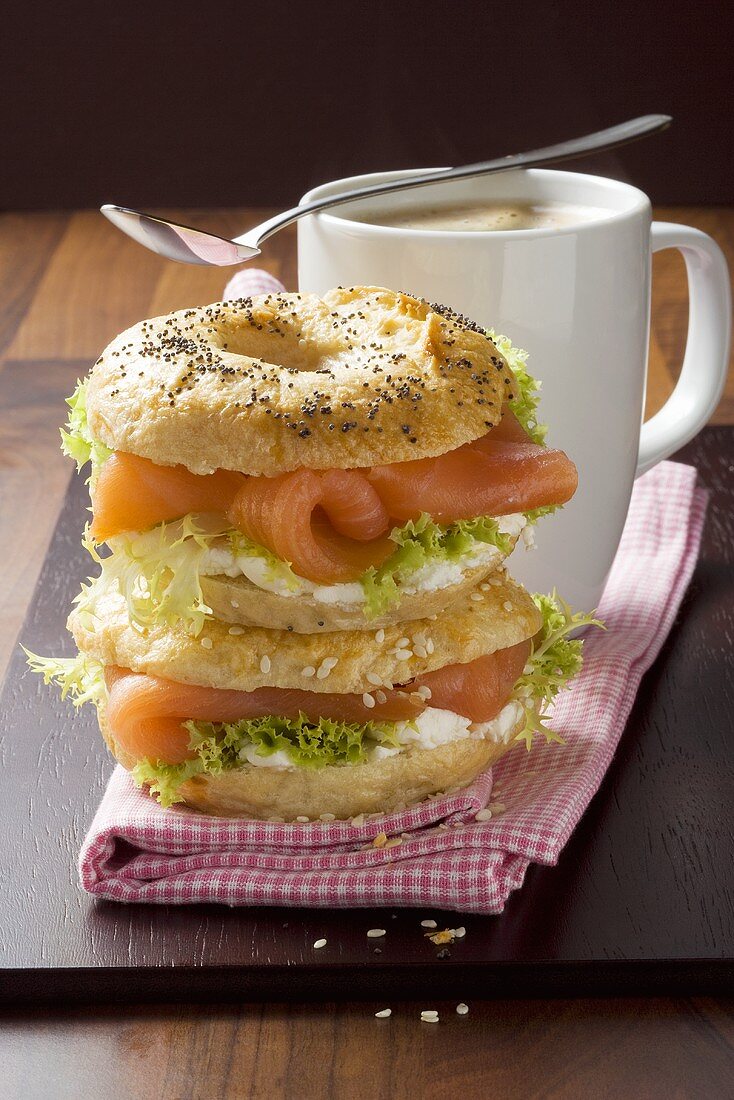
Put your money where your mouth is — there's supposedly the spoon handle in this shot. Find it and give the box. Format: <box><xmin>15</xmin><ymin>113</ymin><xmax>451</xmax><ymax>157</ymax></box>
<box><xmin>241</xmin><ymin>114</ymin><xmax>671</xmax><ymax>248</ymax></box>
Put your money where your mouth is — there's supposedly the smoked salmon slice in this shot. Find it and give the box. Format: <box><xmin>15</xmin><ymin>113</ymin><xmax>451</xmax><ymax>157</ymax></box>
<box><xmin>91</xmin><ymin>452</ymin><xmax>245</xmax><ymax>543</ymax></box>
<box><xmin>368</xmin><ymin>440</ymin><xmax>578</xmax><ymax>522</ymax></box>
<box><xmin>89</xmin><ymin>404</ymin><xmax>577</xmax><ymax>584</ymax></box>
<box><xmin>227</xmin><ymin>469</ymin><xmax>394</xmax><ymax>585</ymax></box>
<box><xmin>105</xmin><ymin>643</ymin><xmax>529</xmax><ymax>766</ymax></box>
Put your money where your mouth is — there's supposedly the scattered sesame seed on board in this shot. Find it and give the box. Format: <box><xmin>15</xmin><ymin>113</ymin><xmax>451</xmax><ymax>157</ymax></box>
<box><xmin>313</xmin><ymin>938</ymin><xmax>327</xmax><ymax>949</ymax></box>
<box><xmin>374</xmin><ymin>1009</ymin><xmax>392</xmax><ymax>1018</ymax></box>
<box><xmin>200</xmin><ymin>637</ymin><xmax>213</xmax><ymax>649</ymax></box>
<box><xmin>421</xmin><ymin>919</ymin><xmax>438</xmax><ymax>929</ymax></box>
<box><xmin>454</xmin><ymin>927</ymin><xmax>466</xmax><ymax>939</ymax></box>
<box><xmin>475</xmin><ymin>808</ymin><xmax>493</xmax><ymax>822</ymax></box>
<box><xmin>420</xmin><ymin>1010</ymin><xmax>439</xmax><ymax>1023</ymax></box>
<box><xmin>367</xmin><ymin>928</ymin><xmax>386</xmax><ymax>938</ymax></box>
<box><xmin>456</xmin><ymin>1003</ymin><xmax>469</xmax><ymax>1015</ymax></box>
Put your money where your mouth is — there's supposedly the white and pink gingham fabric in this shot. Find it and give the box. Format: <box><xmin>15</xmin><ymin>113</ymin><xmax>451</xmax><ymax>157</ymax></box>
<box><xmin>78</xmin><ymin>460</ymin><xmax>707</xmax><ymax>912</ymax></box>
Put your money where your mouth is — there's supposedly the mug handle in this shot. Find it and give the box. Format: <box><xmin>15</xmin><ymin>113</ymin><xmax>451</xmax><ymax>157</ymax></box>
<box><xmin>637</xmin><ymin>222</ymin><xmax>731</xmax><ymax>475</ymax></box>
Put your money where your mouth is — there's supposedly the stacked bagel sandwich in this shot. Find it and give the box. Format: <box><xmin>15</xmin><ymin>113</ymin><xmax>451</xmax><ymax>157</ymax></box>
<box><xmin>29</xmin><ymin>286</ymin><xmax>594</xmax><ymax>820</ymax></box>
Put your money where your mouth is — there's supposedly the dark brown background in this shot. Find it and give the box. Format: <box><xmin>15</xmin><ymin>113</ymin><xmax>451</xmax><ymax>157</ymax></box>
<box><xmin>2</xmin><ymin>0</ymin><xmax>732</xmax><ymax>210</ymax></box>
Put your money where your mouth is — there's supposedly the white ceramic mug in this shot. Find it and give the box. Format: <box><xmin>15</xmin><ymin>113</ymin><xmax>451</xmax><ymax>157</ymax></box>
<box><xmin>297</xmin><ymin>169</ymin><xmax>731</xmax><ymax>612</ymax></box>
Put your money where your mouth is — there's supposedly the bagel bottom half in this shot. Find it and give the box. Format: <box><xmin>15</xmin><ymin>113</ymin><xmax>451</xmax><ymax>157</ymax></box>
<box><xmin>98</xmin><ymin>709</ymin><xmax>523</xmax><ymax>821</ymax></box>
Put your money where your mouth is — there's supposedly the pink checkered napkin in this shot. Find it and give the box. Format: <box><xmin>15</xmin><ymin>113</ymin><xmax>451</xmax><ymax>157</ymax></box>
<box><xmin>78</xmin><ymin>458</ymin><xmax>707</xmax><ymax>912</ymax></box>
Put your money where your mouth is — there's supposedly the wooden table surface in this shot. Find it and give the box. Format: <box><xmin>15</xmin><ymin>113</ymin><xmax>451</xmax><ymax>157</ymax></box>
<box><xmin>1</xmin><ymin>207</ymin><xmax>733</xmax><ymax>1098</ymax></box>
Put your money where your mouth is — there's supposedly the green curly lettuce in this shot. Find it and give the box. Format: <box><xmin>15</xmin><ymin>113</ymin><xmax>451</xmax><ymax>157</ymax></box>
<box><xmin>77</xmin><ymin>518</ymin><xmax>302</xmax><ymax>637</ymax></box>
<box><xmin>132</xmin><ymin>714</ymin><xmax>403</xmax><ymax>809</ymax></box>
<box><xmin>513</xmin><ymin>592</ymin><xmax>603</xmax><ymax>749</ymax></box>
<box><xmin>59</xmin><ymin>377</ymin><xmax>112</xmax><ymax>479</ymax></box>
<box><xmin>485</xmin><ymin>328</ymin><xmax>547</xmax><ymax>445</ymax></box>
<box><xmin>361</xmin><ymin>512</ymin><xmax>515</xmax><ymax>618</ymax></box>
<box><xmin>22</xmin><ymin>649</ymin><xmax>106</xmax><ymax>708</ymax></box>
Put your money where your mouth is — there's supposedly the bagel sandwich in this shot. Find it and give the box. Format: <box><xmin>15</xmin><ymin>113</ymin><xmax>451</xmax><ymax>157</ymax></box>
<box><xmin>62</xmin><ymin>287</ymin><xmax>578</xmax><ymax>634</ymax></box>
<box><xmin>27</xmin><ymin>577</ymin><xmax>595</xmax><ymax>820</ymax></box>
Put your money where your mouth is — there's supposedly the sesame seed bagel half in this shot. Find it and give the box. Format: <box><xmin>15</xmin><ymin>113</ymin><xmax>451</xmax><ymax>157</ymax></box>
<box><xmin>86</xmin><ymin>286</ymin><xmax>511</xmax><ymax>476</ymax></box>
<box><xmin>97</xmin><ymin>706</ymin><xmax>523</xmax><ymax>820</ymax></box>
<box><xmin>69</xmin><ymin>572</ymin><xmax>541</xmax><ymax>695</ymax></box>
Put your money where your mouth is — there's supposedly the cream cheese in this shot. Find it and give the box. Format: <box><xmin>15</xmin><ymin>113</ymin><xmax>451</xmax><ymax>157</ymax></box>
<box><xmin>199</xmin><ymin>513</ymin><xmax>526</xmax><ymax>609</ymax></box>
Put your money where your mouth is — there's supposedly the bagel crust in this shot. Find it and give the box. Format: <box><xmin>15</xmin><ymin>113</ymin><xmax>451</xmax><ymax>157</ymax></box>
<box><xmin>99</xmin><ymin>709</ymin><xmax>523</xmax><ymax>820</ymax></box>
<box><xmin>69</xmin><ymin>572</ymin><xmax>541</xmax><ymax>695</ymax></box>
<box><xmin>86</xmin><ymin>287</ymin><xmax>511</xmax><ymax>476</ymax></box>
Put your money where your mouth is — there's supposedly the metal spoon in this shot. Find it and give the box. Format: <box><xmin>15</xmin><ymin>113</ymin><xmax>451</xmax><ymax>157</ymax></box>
<box><xmin>101</xmin><ymin>114</ymin><xmax>670</xmax><ymax>266</ymax></box>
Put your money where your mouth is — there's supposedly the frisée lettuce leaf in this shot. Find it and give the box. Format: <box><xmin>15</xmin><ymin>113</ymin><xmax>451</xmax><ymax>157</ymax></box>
<box><xmin>132</xmin><ymin>714</ymin><xmax>403</xmax><ymax>809</ymax></box>
<box><xmin>513</xmin><ymin>592</ymin><xmax>603</xmax><ymax>749</ymax></box>
<box><xmin>59</xmin><ymin>377</ymin><xmax>112</xmax><ymax>480</ymax></box>
<box><xmin>361</xmin><ymin>513</ymin><xmax>515</xmax><ymax>618</ymax></box>
<box><xmin>485</xmin><ymin>328</ymin><xmax>546</xmax><ymax>445</ymax></box>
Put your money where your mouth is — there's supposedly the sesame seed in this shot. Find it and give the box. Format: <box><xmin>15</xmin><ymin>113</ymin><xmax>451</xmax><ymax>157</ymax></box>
<box><xmin>470</xmin><ymin>593</ymin><xmax>484</xmax><ymax>602</ymax></box>
<box><xmin>313</xmin><ymin>938</ymin><xmax>327</xmax><ymax>949</ymax></box>
<box><xmin>456</xmin><ymin>1003</ymin><xmax>469</xmax><ymax>1015</ymax></box>
<box><xmin>351</xmin><ymin>813</ymin><xmax>365</xmax><ymax>827</ymax></box>
<box><xmin>375</xmin><ymin>690</ymin><xmax>387</xmax><ymax>704</ymax></box>
<box><xmin>231</xmin><ymin>599</ymin><xmax>240</xmax><ymax>608</ymax></box>
<box><xmin>374</xmin><ymin>1008</ymin><xmax>392</xmax><ymax>1018</ymax></box>
<box><xmin>200</xmin><ymin>637</ymin><xmax>213</xmax><ymax>649</ymax></box>
<box><xmin>367</xmin><ymin>928</ymin><xmax>386</xmax><ymax>938</ymax></box>
<box><xmin>413</xmin><ymin>645</ymin><xmax>428</xmax><ymax>658</ymax></box>
<box><xmin>302</xmin><ymin>666</ymin><xmax>316</xmax><ymax>678</ymax></box>
<box><xmin>296</xmin><ymin>816</ymin><xmax>309</xmax><ymax>822</ymax></box>
<box><xmin>260</xmin><ymin>655</ymin><xmax>271</xmax><ymax>673</ymax></box>
<box><xmin>319</xmin><ymin>812</ymin><xmax>336</xmax><ymax>822</ymax></box>
<box><xmin>372</xmin><ymin>832</ymin><xmax>388</xmax><ymax>848</ymax></box>
<box><xmin>397</xmin><ymin>637</ymin><xmax>410</xmax><ymax>648</ymax></box>
<box><xmin>375</xmin><ymin>629</ymin><xmax>385</xmax><ymax>644</ymax></box>
<box><xmin>480</xmin><ymin>582</ymin><xmax>491</xmax><ymax>592</ymax></box>
<box><xmin>228</xmin><ymin>626</ymin><xmax>244</xmax><ymax>635</ymax></box>
<box><xmin>421</xmin><ymin>919</ymin><xmax>438</xmax><ymax>929</ymax></box>
<box><xmin>454</xmin><ymin>927</ymin><xmax>466</xmax><ymax>939</ymax></box>
<box><xmin>475</xmin><ymin>809</ymin><xmax>493</xmax><ymax>822</ymax></box>
<box><xmin>420</xmin><ymin>1011</ymin><xmax>439</xmax><ymax>1023</ymax></box>
<box><xmin>366</xmin><ymin>671</ymin><xmax>382</xmax><ymax>686</ymax></box>
<box><xmin>426</xmin><ymin>639</ymin><xmax>435</xmax><ymax>654</ymax></box>
<box><xmin>362</xmin><ymin>692</ymin><xmax>376</xmax><ymax>708</ymax></box>
<box><xmin>503</xmin><ymin>600</ymin><xmax>513</xmax><ymax>611</ymax></box>
<box><xmin>395</xmin><ymin>649</ymin><xmax>413</xmax><ymax>660</ymax></box>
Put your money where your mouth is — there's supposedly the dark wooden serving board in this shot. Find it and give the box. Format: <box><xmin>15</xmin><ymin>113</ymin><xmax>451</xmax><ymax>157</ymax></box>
<box><xmin>1</xmin><ymin>429</ymin><xmax>732</xmax><ymax>1007</ymax></box>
